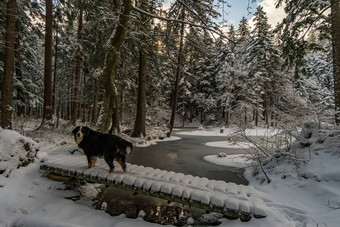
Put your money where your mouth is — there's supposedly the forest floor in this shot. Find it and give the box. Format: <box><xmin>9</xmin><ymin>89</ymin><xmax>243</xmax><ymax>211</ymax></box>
<box><xmin>0</xmin><ymin>121</ymin><xmax>339</xmax><ymax>226</ymax></box>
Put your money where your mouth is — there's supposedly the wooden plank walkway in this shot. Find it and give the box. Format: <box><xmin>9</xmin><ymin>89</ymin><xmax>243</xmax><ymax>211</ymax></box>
<box><xmin>40</xmin><ymin>152</ymin><xmax>268</xmax><ymax>221</ymax></box>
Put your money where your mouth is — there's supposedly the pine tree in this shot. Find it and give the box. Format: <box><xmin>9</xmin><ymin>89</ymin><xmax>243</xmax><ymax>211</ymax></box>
<box><xmin>1</xmin><ymin>0</ymin><xmax>17</xmax><ymax>129</ymax></box>
<box><xmin>247</xmin><ymin>5</ymin><xmax>280</xmax><ymax>126</ymax></box>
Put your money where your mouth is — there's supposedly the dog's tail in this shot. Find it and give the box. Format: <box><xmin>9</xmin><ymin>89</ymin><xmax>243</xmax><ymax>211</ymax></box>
<box><xmin>125</xmin><ymin>144</ymin><xmax>132</xmax><ymax>154</ymax></box>
<box><xmin>117</xmin><ymin>140</ymin><xmax>133</xmax><ymax>155</ymax></box>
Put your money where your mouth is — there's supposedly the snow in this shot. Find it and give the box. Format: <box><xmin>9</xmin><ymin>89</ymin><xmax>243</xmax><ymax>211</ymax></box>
<box><xmin>41</xmin><ymin>152</ymin><xmax>268</xmax><ymax>217</ymax></box>
<box><xmin>1</xmin><ymin>125</ymin><xmax>340</xmax><ymax>227</ymax></box>
<box><xmin>135</xmin><ymin>136</ymin><xmax>181</xmax><ymax>147</ymax></box>
<box><xmin>205</xmin><ymin>141</ymin><xmax>255</xmax><ymax>149</ymax></box>
<box><xmin>204</xmin><ymin>125</ymin><xmax>340</xmax><ymax>227</ymax></box>
<box><xmin>204</xmin><ymin>154</ymin><xmax>251</xmax><ymax>168</ymax></box>
<box><xmin>0</xmin><ymin>129</ymin><xmax>171</xmax><ymax>227</ymax></box>
<box><xmin>0</xmin><ymin>128</ymin><xmax>39</xmax><ymax>181</ymax></box>
<box><xmin>177</xmin><ymin>127</ymin><xmax>280</xmax><ymax>137</ymax></box>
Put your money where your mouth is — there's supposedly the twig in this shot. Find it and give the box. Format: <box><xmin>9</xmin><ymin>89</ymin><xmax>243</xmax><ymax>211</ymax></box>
<box><xmin>132</xmin><ymin>5</ymin><xmax>235</xmax><ymax>43</ymax></box>
<box><xmin>327</xmin><ymin>199</ymin><xmax>340</xmax><ymax>209</ymax></box>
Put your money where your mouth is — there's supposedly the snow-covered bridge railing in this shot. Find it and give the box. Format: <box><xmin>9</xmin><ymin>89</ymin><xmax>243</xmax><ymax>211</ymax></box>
<box><xmin>40</xmin><ymin>153</ymin><xmax>267</xmax><ymax>221</ymax></box>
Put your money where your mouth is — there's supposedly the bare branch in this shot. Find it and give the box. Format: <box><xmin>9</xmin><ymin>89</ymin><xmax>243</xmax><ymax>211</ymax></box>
<box><xmin>132</xmin><ymin>6</ymin><xmax>235</xmax><ymax>44</ymax></box>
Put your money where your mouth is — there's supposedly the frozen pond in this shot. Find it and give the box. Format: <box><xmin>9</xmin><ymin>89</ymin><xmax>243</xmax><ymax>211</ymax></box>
<box><xmin>97</xmin><ymin>128</ymin><xmax>261</xmax><ymax>224</ymax></box>
<box><xmin>127</xmin><ymin>128</ymin><xmax>249</xmax><ymax>185</ymax></box>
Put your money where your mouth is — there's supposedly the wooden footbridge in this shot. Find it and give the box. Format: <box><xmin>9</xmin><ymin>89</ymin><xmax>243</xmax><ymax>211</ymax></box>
<box><xmin>40</xmin><ymin>150</ymin><xmax>268</xmax><ymax>222</ymax></box>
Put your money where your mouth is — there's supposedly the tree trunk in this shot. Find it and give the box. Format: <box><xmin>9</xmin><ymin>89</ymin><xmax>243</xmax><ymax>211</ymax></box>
<box><xmin>67</xmin><ymin>81</ymin><xmax>71</xmax><ymax>120</ymax></box>
<box><xmin>1</xmin><ymin>0</ymin><xmax>17</xmax><ymax>129</ymax></box>
<box><xmin>168</xmin><ymin>6</ymin><xmax>185</xmax><ymax>136</ymax></box>
<box><xmin>81</xmin><ymin>63</ymin><xmax>88</xmax><ymax>123</ymax></box>
<box><xmin>332</xmin><ymin>0</ymin><xmax>340</xmax><ymax>124</ymax></box>
<box><xmin>189</xmin><ymin>104</ymin><xmax>193</xmax><ymax>123</ymax></box>
<box><xmin>42</xmin><ymin>0</ymin><xmax>53</xmax><ymax>122</ymax></box>
<box><xmin>53</xmin><ymin>24</ymin><xmax>58</xmax><ymax>115</ymax></box>
<box><xmin>131</xmin><ymin>50</ymin><xmax>147</xmax><ymax>137</ymax></box>
<box><xmin>244</xmin><ymin>107</ymin><xmax>247</xmax><ymax>124</ymax></box>
<box><xmin>264</xmin><ymin>83</ymin><xmax>268</xmax><ymax>125</ymax></box>
<box><xmin>182</xmin><ymin>102</ymin><xmax>185</xmax><ymax>127</ymax></box>
<box><xmin>56</xmin><ymin>92</ymin><xmax>61</xmax><ymax>128</ymax></box>
<box><xmin>119</xmin><ymin>90</ymin><xmax>124</xmax><ymax>123</ymax></box>
<box><xmin>71</xmin><ymin>9</ymin><xmax>83</xmax><ymax>125</ymax></box>
<box><xmin>15</xmin><ymin>34</ymin><xmax>25</xmax><ymax>116</ymax></box>
<box><xmin>225</xmin><ymin>109</ymin><xmax>230</xmax><ymax>126</ymax></box>
<box><xmin>100</xmin><ymin>0</ymin><xmax>133</xmax><ymax>133</ymax></box>
<box><xmin>109</xmin><ymin>94</ymin><xmax>120</xmax><ymax>134</ymax></box>
<box><xmin>92</xmin><ymin>79</ymin><xmax>99</xmax><ymax>126</ymax></box>
<box><xmin>108</xmin><ymin>68</ymin><xmax>120</xmax><ymax>134</ymax></box>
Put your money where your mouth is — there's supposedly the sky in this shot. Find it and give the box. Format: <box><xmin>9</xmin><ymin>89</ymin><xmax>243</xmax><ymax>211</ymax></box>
<box><xmin>217</xmin><ymin>0</ymin><xmax>286</xmax><ymax>29</ymax></box>
<box><xmin>161</xmin><ymin>0</ymin><xmax>286</xmax><ymax>30</ymax></box>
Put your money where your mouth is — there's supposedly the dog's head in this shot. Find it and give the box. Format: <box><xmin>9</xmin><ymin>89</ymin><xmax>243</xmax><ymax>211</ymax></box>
<box><xmin>72</xmin><ymin>126</ymin><xmax>91</xmax><ymax>144</ymax></box>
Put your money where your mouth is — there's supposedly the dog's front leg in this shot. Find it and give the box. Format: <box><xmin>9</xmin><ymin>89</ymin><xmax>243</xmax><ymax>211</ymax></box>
<box><xmin>90</xmin><ymin>156</ymin><xmax>97</xmax><ymax>168</ymax></box>
<box><xmin>86</xmin><ymin>155</ymin><xmax>92</xmax><ymax>168</ymax></box>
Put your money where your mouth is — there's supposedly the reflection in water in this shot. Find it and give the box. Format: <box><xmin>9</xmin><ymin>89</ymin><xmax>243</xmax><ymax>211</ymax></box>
<box><xmin>166</xmin><ymin>153</ymin><xmax>178</xmax><ymax>159</ymax></box>
<box><xmin>96</xmin><ymin>186</ymin><xmax>222</xmax><ymax>226</ymax></box>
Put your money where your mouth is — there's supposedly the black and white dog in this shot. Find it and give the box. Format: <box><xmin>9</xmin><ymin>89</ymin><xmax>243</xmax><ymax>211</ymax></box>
<box><xmin>72</xmin><ymin>126</ymin><xmax>133</xmax><ymax>173</ymax></box>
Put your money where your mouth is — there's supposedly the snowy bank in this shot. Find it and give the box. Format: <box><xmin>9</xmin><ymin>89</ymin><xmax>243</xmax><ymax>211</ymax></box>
<box><xmin>204</xmin><ymin>154</ymin><xmax>251</xmax><ymax>168</ymax></box>
<box><xmin>177</xmin><ymin>127</ymin><xmax>280</xmax><ymax>137</ymax></box>
<box><xmin>0</xmin><ymin>128</ymin><xmax>39</xmax><ymax>182</ymax></box>
<box><xmin>135</xmin><ymin>136</ymin><xmax>181</xmax><ymax>147</ymax></box>
<box><xmin>205</xmin><ymin>141</ymin><xmax>255</xmax><ymax>149</ymax></box>
<box><xmin>222</xmin><ymin>123</ymin><xmax>340</xmax><ymax>227</ymax></box>
<box><xmin>0</xmin><ymin>129</ymin><xmax>166</xmax><ymax>227</ymax></box>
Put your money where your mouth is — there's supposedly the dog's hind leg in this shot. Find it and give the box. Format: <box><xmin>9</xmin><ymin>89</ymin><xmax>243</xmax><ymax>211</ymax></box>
<box><xmin>86</xmin><ymin>155</ymin><xmax>92</xmax><ymax>168</ymax></box>
<box><xmin>104</xmin><ymin>155</ymin><xmax>114</xmax><ymax>173</ymax></box>
<box><xmin>116</xmin><ymin>156</ymin><xmax>127</xmax><ymax>172</ymax></box>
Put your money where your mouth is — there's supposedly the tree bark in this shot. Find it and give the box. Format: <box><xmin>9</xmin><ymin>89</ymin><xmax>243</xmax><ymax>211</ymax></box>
<box><xmin>131</xmin><ymin>50</ymin><xmax>147</xmax><ymax>137</ymax></box>
<box><xmin>92</xmin><ymin>78</ymin><xmax>99</xmax><ymax>126</ymax></box>
<box><xmin>108</xmin><ymin>97</ymin><xmax>120</xmax><ymax>134</ymax></box>
<box><xmin>15</xmin><ymin>33</ymin><xmax>25</xmax><ymax>116</ymax></box>
<box><xmin>53</xmin><ymin>24</ymin><xmax>58</xmax><ymax>115</ymax></box>
<box><xmin>1</xmin><ymin>0</ymin><xmax>17</xmax><ymax>129</ymax></box>
<box><xmin>168</xmin><ymin>6</ymin><xmax>185</xmax><ymax>136</ymax></box>
<box><xmin>71</xmin><ymin>8</ymin><xmax>83</xmax><ymax>125</ymax></box>
<box><xmin>100</xmin><ymin>0</ymin><xmax>133</xmax><ymax>133</ymax></box>
<box><xmin>81</xmin><ymin>63</ymin><xmax>88</xmax><ymax>123</ymax></box>
<box><xmin>119</xmin><ymin>90</ymin><xmax>124</xmax><ymax>123</ymax></box>
<box><xmin>332</xmin><ymin>0</ymin><xmax>340</xmax><ymax>124</ymax></box>
<box><xmin>42</xmin><ymin>0</ymin><xmax>53</xmax><ymax>122</ymax></box>
<box><xmin>264</xmin><ymin>83</ymin><xmax>268</xmax><ymax>125</ymax></box>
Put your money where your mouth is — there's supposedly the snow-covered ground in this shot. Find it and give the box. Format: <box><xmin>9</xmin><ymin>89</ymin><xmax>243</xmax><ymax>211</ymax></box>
<box><xmin>1</xmin><ymin>125</ymin><xmax>339</xmax><ymax>226</ymax></box>
<box><xmin>177</xmin><ymin>126</ymin><xmax>280</xmax><ymax>137</ymax></box>
<box><xmin>203</xmin><ymin>154</ymin><xmax>252</xmax><ymax>168</ymax></box>
<box><xmin>135</xmin><ymin>136</ymin><xmax>181</xmax><ymax>147</ymax></box>
<box><xmin>0</xmin><ymin>127</ymin><xmax>162</xmax><ymax>227</ymax></box>
<box><xmin>201</xmin><ymin>124</ymin><xmax>340</xmax><ymax>227</ymax></box>
<box><xmin>205</xmin><ymin>141</ymin><xmax>255</xmax><ymax>149</ymax></box>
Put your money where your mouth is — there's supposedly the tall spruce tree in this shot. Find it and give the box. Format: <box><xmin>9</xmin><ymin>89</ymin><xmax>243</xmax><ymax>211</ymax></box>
<box><xmin>1</xmin><ymin>0</ymin><xmax>17</xmax><ymax>129</ymax></box>
<box><xmin>247</xmin><ymin>5</ymin><xmax>280</xmax><ymax>126</ymax></box>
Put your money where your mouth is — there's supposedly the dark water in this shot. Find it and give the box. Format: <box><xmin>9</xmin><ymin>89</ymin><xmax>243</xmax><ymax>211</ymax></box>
<box><xmin>127</xmin><ymin>128</ymin><xmax>248</xmax><ymax>185</ymax></box>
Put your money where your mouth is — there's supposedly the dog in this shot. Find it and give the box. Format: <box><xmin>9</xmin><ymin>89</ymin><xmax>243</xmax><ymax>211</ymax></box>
<box><xmin>72</xmin><ymin>126</ymin><xmax>133</xmax><ymax>173</ymax></box>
